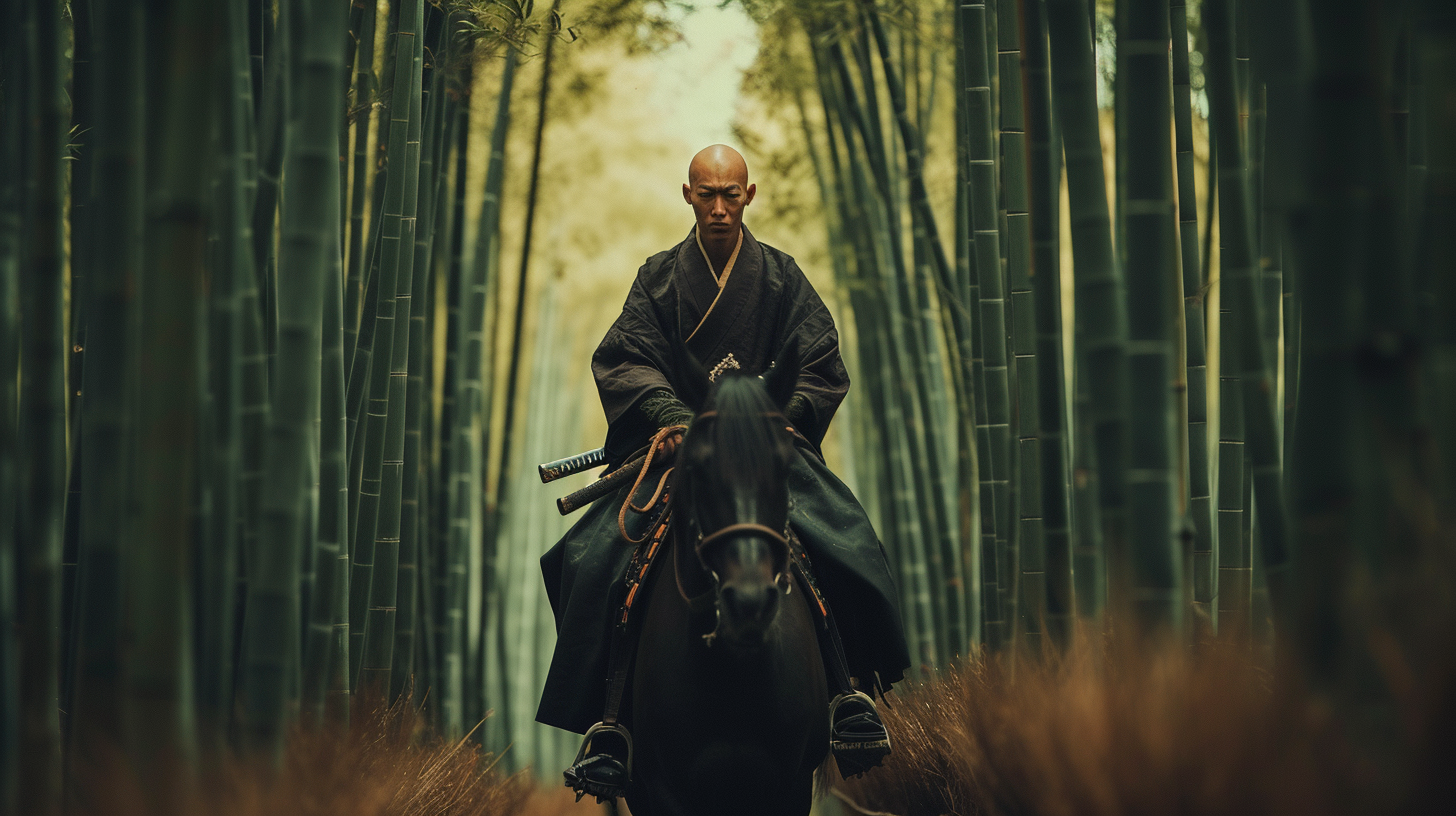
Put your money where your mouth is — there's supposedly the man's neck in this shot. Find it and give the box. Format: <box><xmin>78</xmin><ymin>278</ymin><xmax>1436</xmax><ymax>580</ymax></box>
<box><xmin>699</xmin><ymin>227</ymin><xmax>740</xmax><ymax>273</ymax></box>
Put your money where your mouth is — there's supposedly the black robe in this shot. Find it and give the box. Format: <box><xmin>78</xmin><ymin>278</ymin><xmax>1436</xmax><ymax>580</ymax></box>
<box><xmin>536</xmin><ymin>227</ymin><xmax>910</xmax><ymax>735</ymax></box>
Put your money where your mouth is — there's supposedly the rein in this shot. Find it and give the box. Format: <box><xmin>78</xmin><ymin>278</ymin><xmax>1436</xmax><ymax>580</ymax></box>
<box><xmin>616</xmin><ymin>423</ymin><xmax>687</xmax><ymax>544</ymax></box>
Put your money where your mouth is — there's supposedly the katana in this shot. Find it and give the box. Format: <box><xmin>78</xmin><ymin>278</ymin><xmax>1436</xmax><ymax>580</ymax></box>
<box><xmin>538</xmin><ymin>447</ymin><xmax>607</xmax><ymax>484</ymax></box>
<box><xmin>555</xmin><ymin>451</ymin><xmax>650</xmax><ymax>516</ymax></box>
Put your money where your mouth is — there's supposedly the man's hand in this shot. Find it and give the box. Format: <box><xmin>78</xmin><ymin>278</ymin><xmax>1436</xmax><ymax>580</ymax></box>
<box><xmin>656</xmin><ymin>427</ymin><xmax>685</xmax><ymax>459</ymax></box>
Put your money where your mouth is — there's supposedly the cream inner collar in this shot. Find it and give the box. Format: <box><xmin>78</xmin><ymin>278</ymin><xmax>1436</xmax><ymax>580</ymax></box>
<box><xmin>694</xmin><ymin>226</ymin><xmax>743</xmax><ymax>289</ymax></box>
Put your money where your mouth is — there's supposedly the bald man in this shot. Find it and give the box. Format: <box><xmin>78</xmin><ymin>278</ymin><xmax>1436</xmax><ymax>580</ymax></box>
<box><xmin>539</xmin><ymin>146</ymin><xmax>909</xmax><ymax>801</ymax></box>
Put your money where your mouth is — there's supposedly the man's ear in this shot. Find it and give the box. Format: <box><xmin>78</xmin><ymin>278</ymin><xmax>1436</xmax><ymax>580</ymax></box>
<box><xmin>744</xmin><ymin>182</ymin><xmax>756</xmax><ymax>207</ymax></box>
<box><xmin>682</xmin><ymin>183</ymin><xmax>693</xmax><ymax>206</ymax></box>
<box><xmin>761</xmin><ymin>339</ymin><xmax>800</xmax><ymax>411</ymax></box>
<box><xmin>673</xmin><ymin>342</ymin><xmax>712</xmax><ymax>413</ymax></box>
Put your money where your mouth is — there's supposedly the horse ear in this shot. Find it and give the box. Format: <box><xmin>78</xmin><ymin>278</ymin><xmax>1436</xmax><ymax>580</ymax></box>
<box><xmin>761</xmin><ymin>339</ymin><xmax>801</xmax><ymax>411</ymax></box>
<box><xmin>673</xmin><ymin>342</ymin><xmax>712</xmax><ymax>412</ymax></box>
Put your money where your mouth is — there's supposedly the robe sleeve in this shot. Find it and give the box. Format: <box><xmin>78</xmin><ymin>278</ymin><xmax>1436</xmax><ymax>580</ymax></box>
<box><xmin>774</xmin><ymin>257</ymin><xmax>850</xmax><ymax>448</ymax></box>
<box><xmin>591</xmin><ymin>270</ymin><xmax>677</xmax><ymax>464</ymax></box>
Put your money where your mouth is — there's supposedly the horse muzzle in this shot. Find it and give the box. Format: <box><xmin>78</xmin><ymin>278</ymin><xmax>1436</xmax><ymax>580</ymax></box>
<box><xmin>693</xmin><ymin>522</ymin><xmax>792</xmax><ymax>648</ymax></box>
<box><xmin>717</xmin><ymin>580</ymin><xmax>782</xmax><ymax>645</ymax></box>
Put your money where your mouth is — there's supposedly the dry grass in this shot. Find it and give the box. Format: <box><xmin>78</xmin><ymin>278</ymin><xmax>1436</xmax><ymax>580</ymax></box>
<box><xmin>68</xmin><ymin>696</ymin><xmax>604</xmax><ymax>816</ymax></box>
<box><xmin>829</xmin><ymin>624</ymin><xmax>1442</xmax><ymax>816</ymax></box>
<box><xmin>62</xmin><ymin>629</ymin><xmax>1456</xmax><ymax>815</ymax></box>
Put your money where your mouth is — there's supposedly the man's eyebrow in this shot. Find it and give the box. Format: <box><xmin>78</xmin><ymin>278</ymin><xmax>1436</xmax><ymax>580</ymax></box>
<box><xmin>696</xmin><ymin>183</ymin><xmax>742</xmax><ymax>191</ymax></box>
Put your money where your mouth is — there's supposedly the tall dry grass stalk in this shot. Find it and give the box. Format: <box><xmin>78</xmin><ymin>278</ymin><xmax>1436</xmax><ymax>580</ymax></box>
<box><xmin>67</xmin><ymin>694</ymin><xmax>592</xmax><ymax>816</ymax></box>
<box><xmin>831</xmin><ymin>618</ymin><xmax>1450</xmax><ymax>816</ymax></box>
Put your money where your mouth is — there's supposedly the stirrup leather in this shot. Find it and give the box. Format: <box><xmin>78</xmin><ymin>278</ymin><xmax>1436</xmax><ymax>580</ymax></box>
<box><xmin>829</xmin><ymin>690</ymin><xmax>891</xmax><ymax>778</ymax></box>
<box><xmin>564</xmin><ymin>722</ymin><xmax>634</xmax><ymax>802</ymax></box>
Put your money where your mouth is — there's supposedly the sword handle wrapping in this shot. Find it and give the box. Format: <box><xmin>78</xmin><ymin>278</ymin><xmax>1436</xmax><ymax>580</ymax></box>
<box><xmin>538</xmin><ymin>447</ymin><xmax>607</xmax><ymax>484</ymax></box>
<box><xmin>555</xmin><ymin>452</ymin><xmax>648</xmax><ymax>515</ymax></box>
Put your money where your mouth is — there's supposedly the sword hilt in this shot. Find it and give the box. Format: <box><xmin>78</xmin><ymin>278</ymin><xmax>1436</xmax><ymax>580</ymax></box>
<box><xmin>538</xmin><ymin>447</ymin><xmax>607</xmax><ymax>484</ymax></box>
<box><xmin>555</xmin><ymin>451</ymin><xmax>650</xmax><ymax>515</ymax></box>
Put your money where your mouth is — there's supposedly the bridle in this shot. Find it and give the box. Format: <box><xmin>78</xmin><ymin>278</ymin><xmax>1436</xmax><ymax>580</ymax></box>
<box><xmin>673</xmin><ymin>409</ymin><xmax>798</xmax><ymax>644</ymax></box>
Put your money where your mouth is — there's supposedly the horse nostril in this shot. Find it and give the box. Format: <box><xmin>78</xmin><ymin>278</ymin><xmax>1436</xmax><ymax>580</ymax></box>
<box><xmin>721</xmin><ymin>583</ymin><xmax>780</xmax><ymax>626</ymax></box>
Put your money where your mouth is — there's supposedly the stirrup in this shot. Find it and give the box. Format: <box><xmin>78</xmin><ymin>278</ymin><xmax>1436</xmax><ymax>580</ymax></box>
<box><xmin>829</xmin><ymin>690</ymin><xmax>891</xmax><ymax>778</ymax></box>
<box><xmin>564</xmin><ymin>722</ymin><xmax>634</xmax><ymax>802</ymax></box>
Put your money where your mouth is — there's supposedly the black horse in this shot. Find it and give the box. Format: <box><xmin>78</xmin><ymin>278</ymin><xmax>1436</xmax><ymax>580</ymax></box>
<box><xmin>623</xmin><ymin>352</ymin><xmax>830</xmax><ymax>816</ymax></box>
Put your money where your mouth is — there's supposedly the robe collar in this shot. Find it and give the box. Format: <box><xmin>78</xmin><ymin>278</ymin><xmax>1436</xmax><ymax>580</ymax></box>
<box><xmin>694</xmin><ymin>225</ymin><xmax>743</xmax><ymax>285</ymax></box>
<box><xmin>676</xmin><ymin>225</ymin><xmax>763</xmax><ymax>364</ymax></box>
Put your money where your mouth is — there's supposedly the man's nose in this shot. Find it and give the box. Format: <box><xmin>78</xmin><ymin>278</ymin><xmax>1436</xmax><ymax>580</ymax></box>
<box><xmin>711</xmin><ymin>196</ymin><xmax>727</xmax><ymax>216</ymax></box>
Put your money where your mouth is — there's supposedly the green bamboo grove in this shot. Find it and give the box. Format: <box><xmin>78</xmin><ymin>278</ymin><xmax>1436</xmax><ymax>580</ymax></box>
<box><xmin>0</xmin><ymin>0</ymin><xmax>589</xmax><ymax>809</ymax></box>
<box><xmin>745</xmin><ymin>0</ymin><xmax>1456</xmax><ymax>672</ymax></box>
<box><xmin>1</xmin><ymin>0</ymin><xmax>1454</xmax><ymax>810</ymax></box>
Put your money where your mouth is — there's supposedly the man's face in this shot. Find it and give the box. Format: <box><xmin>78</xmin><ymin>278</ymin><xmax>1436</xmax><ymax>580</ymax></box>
<box><xmin>682</xmin><ymin>164</ymin><xmax>756</xmax><ymax>240</ymax></box>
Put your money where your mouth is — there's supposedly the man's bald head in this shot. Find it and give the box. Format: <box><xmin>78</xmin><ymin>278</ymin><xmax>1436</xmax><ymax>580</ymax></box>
<box><xmin>687</xmin><ymin>144</ymin><xmax>750</xmax><ymax>188</ymax></box>
<box><xmin>683</xmin><ymin>145</ymin><xmax>757</xmax><ymax>262</ymax></box>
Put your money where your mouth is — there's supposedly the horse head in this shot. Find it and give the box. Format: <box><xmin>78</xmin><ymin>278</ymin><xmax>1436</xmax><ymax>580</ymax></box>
<box><xmin>672</xmin><ymin>342</ymin><xmax>801</xmax><ymax>650</ymax></box>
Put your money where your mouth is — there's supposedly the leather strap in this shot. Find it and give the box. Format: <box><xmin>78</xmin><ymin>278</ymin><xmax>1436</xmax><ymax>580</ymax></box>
<box><xmin>697</xmin><ymin>521</ymin><xmax>788</xmax><ymax>552</ymax></box>
<box><xmin>784</xmin><ymin>531</ymin><xmax>857</xmax><ymax>697</ymax></box>
<box><xmin>603</xmin><ymin>502</ymin><xmax>671</xmax><ymax>726</ymax></box>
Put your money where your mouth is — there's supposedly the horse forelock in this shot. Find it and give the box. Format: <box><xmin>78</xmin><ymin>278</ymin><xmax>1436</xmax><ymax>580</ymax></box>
<box><xmin>686</xmin><ymin>374</ymin><xmax>793</xmax><ymax>509</ymax></box>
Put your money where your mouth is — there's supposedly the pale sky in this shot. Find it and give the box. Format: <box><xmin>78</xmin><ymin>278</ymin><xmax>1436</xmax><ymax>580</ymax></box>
<box><xmin>642</xmin><ymin>2</ymin><xmax>760</xmax><ymax>154</ymax></box>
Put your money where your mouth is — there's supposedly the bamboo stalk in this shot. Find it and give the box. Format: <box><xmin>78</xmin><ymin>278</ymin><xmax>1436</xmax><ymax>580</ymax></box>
<box><xmin>949</xmin><ymin>7</ymin><xmax>985</xmax><ymax>652</ymax></box>
<box><xmin>344</xmin><ymin>1</ymin><xmax>379</xmax><ymax>367</ymax></box>
<box><xmin>1115</xmin><ymin>0</ymin><xmax>1183</xmax><ymax>630</ymax></box>
<box><xmin>300</xmin><ymin>0</ymin><xmax>353</xmax><ymax>721</ymax></box>
<box><xmin>1171</xmin><ymin>0</ymin><xmax>1216</xmax><ymax>627</ymax></box>
<box><xmin>127</xmin><ymin>1</ymin><xmax>222</xmax><ymax>801</ymax></box>
<box><xmin>1046</xmin><ymin>0</ymin><xmax>1125</xmax><ymax>618</ymax></box>
<box><xmin>476</xmin><ymin>53</ymin><xmax>516</xmax><ymax>742</ymax></box>
<box><xmin>14</xmin><ymin>1</ymin><xmax>67</xmax><ymax>809</ymax></box>
<box><xmin>996</xmin><ymin>1</ymin><xmax>1042</xmax><ymax>650</ymax></box>
<box><xmin>391</xmin><ymin>3</ymin><xmax>450</xmax><ymax>703</ymax></box>
<box><xmin>425</xmin><ymin>63</ymin><xmax>471</xmax><ymax>722</ymax></box>
<box><xmin>349</xmin><ymin>0</ymin><xmax>420</xmax><ymax>688</ymax></box>
<box><xmin>68</xmin><ymin>0</ymin><xmax>146</xmax><ymax>782</ymax></box>
<box><xmin>232</xmin><ymin>3</ymin><xmax>269</xmax><ymax>677</ymax></box>
<box><xmin>192</xmin><ymin>0</ymin><xmax>257</xmax><ymax>754</ymax></box>
<box><xmin>242</xmin><ymin>0</ymin><xmax>348</xmax><ymax>754</ymax></box>
<box><xmin>63</xmin><ymin>3</ymin><xmax>95</xmax><ymax>701</ymax></box>
<box><xmin>299</xmin><ymin>192</ymin><xmax>351</xmax><ymax>724</ymax></box>
<box><xmin>1206</xmin><ymin>0</ymin><xmax>1289</xmax><ymax>633</ymax></box>
<box><xmin>0</xmin><ymin>3</ymin><xmax>26</xmax><ymax>809</ymax></box>
<box><xmin>955</xmin><ymin>3</ymin><xmax>998</xmax><ymax>647</ymax></box>
<box><xmin>487</xmin><ymin>2</ymin><xmax>566</xmax><ymax>739</ymax></box>
<box><xmin>252</xmin><ymin>2</ymin><xmax>286</xmax><ymax>363</ymax></box>
<box><xmin>343</xmin><ymin>3</ymin><xmax>396</xmax><ymax>475</ymax></box>
<box><xmin>447</xmin><ymin>48</ymin><xmax>514</xmax><ymax>739</ymax></box>
<box><xmin>248</xmin><ymin>0</ymin><xmax>266</xmax><ymax>121</ymax></box>
<box><xmin>961</xmin><ymin>1</ymin><xmax>1012</xmax><ymax>648</ymax></box>
<box><xmin>1020</xmin><ymin>0</ymin><xmax>1074</xmax><ymax>645</ymax></box>
<box><xmin>358</xmin><ymin>0</ymin><xmax>426</xmax><ymax>702</ymax></box>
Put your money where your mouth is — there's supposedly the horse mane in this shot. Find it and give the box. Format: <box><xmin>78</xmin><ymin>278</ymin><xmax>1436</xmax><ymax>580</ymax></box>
<box><xmin>687</xmin><ymin>373</ymin><xmax>793</xmax><ymax>498</ymax></box>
